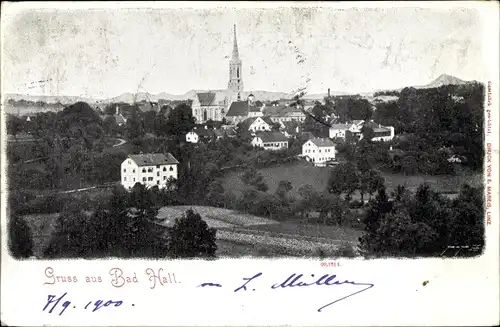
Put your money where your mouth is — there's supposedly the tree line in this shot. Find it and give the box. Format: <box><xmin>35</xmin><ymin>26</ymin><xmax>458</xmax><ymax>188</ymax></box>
<box><xmin>9</xmin><ymin>184</ymin><xmax>217</xmax><ymax>259</ymax></box>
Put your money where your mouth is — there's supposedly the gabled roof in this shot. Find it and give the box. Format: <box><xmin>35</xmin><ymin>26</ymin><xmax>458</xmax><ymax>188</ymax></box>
<box><xmin>128</xmin><ymin>153</ymin><xmax>179</xmax><ymax>166</ymax></box>
<box><xmin>249</xmin><ymin>105</ymin><xmax>262</xmax><ymax>112</ymax></box>
<box><xmin>262</xmin><ymin>104</ymin><xmax>288</xmax><ymax>116</ymax></box>
<box><xmin>373</xmin><ymin>127</ymin><xmax>390</xmax><ymax>133</ymax></box>
<box><xmin>197</xmin><ymin>93</ymin><xmax>216</xmax><ymax>106</ymax></box>
<box><xmin>254</xmin><ymin>131</ymin><xmax>289</xmax><ymax>143</ymax></box>
<box><xmin>307</xmin><ymin>137</ymin><xmax>335</xmax><ymax>148</ymax></box>
<box><xmin>114</xmin><ymin>114</ymin><xmax>127</xmax><ymax>125</ymax></box>
<box><xmin>240</xmin><ymin>116</ymin><xmax>274</xmax><ymax>129</ymax></box>
<box><xmin>330</xmin><ymin>123</ymin><xmax>350</xmax><ymax>130</ymax></box>
<box><xmin>226</xmin><ymin>101</ymin><xmax>249</xmax><ymax>117</ymax></box>
<box><xmin>192</xmin><ymin>128</ymin><xmax>216</xmax><ymax>137</ymax></box>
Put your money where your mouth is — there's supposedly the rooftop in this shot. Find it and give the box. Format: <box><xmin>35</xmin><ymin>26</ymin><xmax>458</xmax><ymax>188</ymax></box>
<box><xmin>308</xmin><ymin>137</ymin><xmax>336</xmax><ymax>147</ymax></box>
<box><xmin>255</xmin><ymin>131</ymin><xmax>289</xmax><ymax>143</ymax></box>
<box><xmin>128</xmin><ymin>153</ymin><xmax>179</xmax><ymax>166</ymax></box>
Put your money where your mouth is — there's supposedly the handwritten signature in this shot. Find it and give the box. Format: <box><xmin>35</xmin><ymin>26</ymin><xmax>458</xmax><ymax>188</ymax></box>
<box><xmin>42</xmin><ymin>293</ymin><xmax>130</xmax><ymax>315</ymax></box>
<box><xmin>199</xmin><ymin>272</ymin><xmax>374</xmax><ymax>312</ymax></box>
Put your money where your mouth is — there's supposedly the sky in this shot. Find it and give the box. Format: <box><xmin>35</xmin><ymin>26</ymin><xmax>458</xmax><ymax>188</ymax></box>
<box><xmin>1</xmin><ymin>3</ymin><xmax>489</xmax><ymax>99</ymax></box>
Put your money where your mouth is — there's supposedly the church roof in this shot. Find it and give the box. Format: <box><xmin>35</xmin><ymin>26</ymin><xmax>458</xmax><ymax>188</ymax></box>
<box><xmin>197</xmin><ymin>93</ymin><xmax>216</xmax><ymax>106</ymax></box>
<box><xmin>128</xmin><ymin>153</ymin><xmax>179</xmax><ymax>166</ymax></box>
<box><xmin>226</xmin><ymin>101</ymin><xmax>249</xmax><ymax>116</ymax></box>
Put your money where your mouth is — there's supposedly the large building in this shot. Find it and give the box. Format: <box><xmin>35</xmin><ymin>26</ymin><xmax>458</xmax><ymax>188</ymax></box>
<box><xmin>302</xmin><ymin>138</ymin><xmax>336</xmax><ymax>167</ymax></box>
<box><xmin>251</xmin><ymin>131</ymin><xmax>289</xmax><ymax>150</ymax></box>
<box><xmin>191</xmin><ymin>92</ymin><xmax>226</xmax><ymax>123</ymax></box>
<box><xmin>121</xmin><ymin>153</ymin><xmax>179</xmax><ymax>190</ymax></box>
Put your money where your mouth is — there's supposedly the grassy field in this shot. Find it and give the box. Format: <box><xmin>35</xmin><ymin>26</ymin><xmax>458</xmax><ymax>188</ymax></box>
<box><xmin>221</xmin><ymin>162</ymin><xmax>483</xmax><ymax>199</ymax></box>
<box><xmin>20</xmin><ymin>205</ymin><xmax>361</xmax><ymax>258</ymax></box>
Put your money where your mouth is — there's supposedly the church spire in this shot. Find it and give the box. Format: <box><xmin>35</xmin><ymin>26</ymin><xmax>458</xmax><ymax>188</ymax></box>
<box><xmin>232</xmin><ymin>24</ymin><xmax>239</xmax><ymax>60</ymax></box>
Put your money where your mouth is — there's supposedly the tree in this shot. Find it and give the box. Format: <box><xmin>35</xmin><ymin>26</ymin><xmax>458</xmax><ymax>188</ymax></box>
<box><xmin>401</xmin><ymin>155</ymin><xmax>418</xmax><ymax>175</ymax></box>
<box><xmin>165</xmin><ymin>103</ymin><xmax>195</xmax><ymax>139</ymax></box>
<box><xmin>361</xmin><ymin>126</ymin><xmax>375</xmax><ymax>141</ymax></box>
<box><xmin>8</xmin><ymin>215</ymin><xmax>34</xmax><ymax>258</ymax></box>
<box><xmin>327</xmin><ymin>163</ymin><xmax>359</xmax><ymax>200</ymax></box>
<box><xmin>126</xmin><ymin>106</ymin><xmax>145</xmax><ymax>140</ymax></box>
<box><xmin>275</xmin><ymin>180</ymin><xmax>293</xmax><ymax>199</ymax></box>
<box><xmin>206</xmin><ymin>180</ymin><xmax>225</xmax><ymax>207</ymax></box>
<box><xmin>241</xmin><ymin>167</ymin><xmax>268</xmax><ymax>192</ymax></box>
<box><xmin>167</xmin><ymin>209</ymin><xmax>217</xmax><ymax>258</ymax></box>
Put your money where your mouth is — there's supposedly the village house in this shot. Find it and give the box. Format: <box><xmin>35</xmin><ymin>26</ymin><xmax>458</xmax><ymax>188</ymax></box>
<box><xmin>238</xmin><ymin>116</ymin><xmax>274</xmax><ymax>133</ymax></box>
<box><xmin>263</xmin><ymin>104</ymin><xmax>306</xmax><ymax>123</ymax></box>
<box><xmin>362</xmin><ymin>121</ymin><xmax>395</xmax><ymax>142</ymax></box>
<box><xmin>302</xmin><ymin>138</ymin><xmax>336</xmax><ymax>167</ymax></box>
<box><xmin>109</xmin><ymin>105</ymin><xmax>128</xmax><ymax>126</ymax></box>
<box><xmin>121</xmin><ymin>153</ymin><xmax>179</xmax><ymax>190</ymax></box>
<box><xmin>251</xmin><ymin>131</ymin><xmax>289</xmax><ymax>150</ymax></box>
<box><xmin>191</xmin><ymin>92</ymin><xmax>227</xmax><ymax>123</ymax></box>
<box><xmin>185</xmin><ymin>126</ymin><xmax>218</xmax><ymax>143</ymax></box>
<box><xmin>328</xmin><ymin>120</ymin><xmax>364</xmax><ymax>139</ymax></box>
<box><xmin>225</xmin><ymin>94</ymin><xmax>264</xmax><ymax>124</ymax></box>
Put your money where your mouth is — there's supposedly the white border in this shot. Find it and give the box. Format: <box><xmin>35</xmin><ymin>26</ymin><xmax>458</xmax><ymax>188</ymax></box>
<box><xmin>1</xmin><ymin>2</ymin><xmax>499</xmax><ymax>326</ymax></box>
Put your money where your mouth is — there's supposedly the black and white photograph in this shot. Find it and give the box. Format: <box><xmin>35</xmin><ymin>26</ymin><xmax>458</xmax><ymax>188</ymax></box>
<box><xmin>4</xmin><ymin>4</ymin><xmax>488</xmax><ymax>260</ymax></box>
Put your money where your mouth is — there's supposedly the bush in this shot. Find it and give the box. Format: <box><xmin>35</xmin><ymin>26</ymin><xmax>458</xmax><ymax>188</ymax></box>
<box><xmin>8</xmin><ymin>215</ymin><xmax>34</xmax><ymax>259</ymax></box>
<box><xmin>167</xmin><ymin>210</ymin><xmax>217</xmax><ymax>259</ymax></box>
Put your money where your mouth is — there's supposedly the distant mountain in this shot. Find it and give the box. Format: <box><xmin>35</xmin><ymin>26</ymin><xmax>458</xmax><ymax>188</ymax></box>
<box><xmin>367</xmin><ymin>74</ymin><xmax>474</xmax><ymax>96</ymax></box>
<box><xmin>104</xmin><ymin>90</ymin><xmax>294</xmax><ymax>104</ymax></box>
<box><xmin>416</xmin><ymin>74</ymin><xmax>469</xmax><ymax>89</ymax></box>
<box><xmin>3</xmin><ymin>93</ymin><xmax>101</xmax><ymax>105</ymax></box>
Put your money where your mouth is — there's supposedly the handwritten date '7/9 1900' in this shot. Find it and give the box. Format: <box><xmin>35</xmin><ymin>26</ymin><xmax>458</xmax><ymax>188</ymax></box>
<box><xmin>42</xmin><ymin>292</ymin><xmax>131</xmax><ymax>316</ymax></box>
<box><xmin>198</xmin><ymin>272</ymin><xmax>375</xmax><ymax>312</ymax></box>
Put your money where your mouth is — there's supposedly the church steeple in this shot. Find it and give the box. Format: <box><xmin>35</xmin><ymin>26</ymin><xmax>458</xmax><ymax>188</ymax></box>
<box><xmin>228</xmin><ymin>24</ymin><xmax>243</xmax><ymax>102</ymax></box>
<box><xmin>232</xmin><ymin>24</ymin><xmax>239</xmax><ymax>60</ymax></box>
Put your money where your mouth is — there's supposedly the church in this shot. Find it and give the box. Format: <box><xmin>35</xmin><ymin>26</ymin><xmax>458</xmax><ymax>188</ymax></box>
<box><xmin>191</xmin><ymin>25</ymin><xmax>245</xmax><ymax>124</ymax></box>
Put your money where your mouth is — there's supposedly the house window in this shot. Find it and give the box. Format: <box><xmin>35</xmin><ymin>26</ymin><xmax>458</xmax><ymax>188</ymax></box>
<box><xmin>163</xmin><ymin>176</ymin><xmax>166</xmax><ymax>180</ymax></box>
<box><xmin>143</xmin><ymin>177</ymin><xmax>146</xmax><ymax>182</ymax></box>
<box><xmin>157</xmin><ymin>180</ymin><xmax>160</xmax><ymax>185</ymax></box>
<box><xmin>142</xmin><ymin>168</ymin><xmax>146</xmax><ymax>173</ymax></box>
<box><xmin>133</xmin><ymin>178</ymin><xmax>136</xmax><ymax>182</ymax></box>
<box><xmin>163</xmin><ymin>167</ymin><xmax>167</xmax><ymax>171</ymax></box>
<box><xmin>148</xmin><ymin>168</ymin><xmax>153</xmax><ymax>173</ymax></box>
<box><xmin>148</xmin><ymin>177</ymin><xmax>153</xmax><ymax>181</ymax></box>
<box><xmin>169</xmin><ymin>167</ymin><xmax>174</xmax><ymax>171</ymax></box>
<box><xmin>123</xmin><ymin>169</ymin><xmax>126</xmax><ymax>172</ymax></box>
<box><xmin>133</xmin><ymin>169</ymin><xmax>135</xmax><ymax>173</ymax></box>
<box><xmin>156</xmin><ymin>165</ymin><xmax>160</xmax><ymax>168</ymax></box>
<box><xmin>128</xmin><ymin>160</ymin><xmax>131</xmax><ymax>165</ymax></box>
<box><xmin>157</xmin><ymin>172</ymin><xmax>160</xmax><ymax>176</ymax></box>
<box><xmin>124</xmin><ymin>177</ymin><xmax>127</xmax><ymax>181</ymax></box>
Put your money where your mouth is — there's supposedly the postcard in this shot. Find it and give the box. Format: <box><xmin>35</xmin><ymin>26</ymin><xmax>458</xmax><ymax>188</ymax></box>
<box><xmin>1</xmin><ymin>1</ymin><xmax>499</xmax><ymax>326</ymax></box>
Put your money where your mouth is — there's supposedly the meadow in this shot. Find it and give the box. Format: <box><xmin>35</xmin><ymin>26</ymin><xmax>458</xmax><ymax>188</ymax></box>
<box><xmin>20</xmin><ymin>205</ymin><xmax>362</xmax><ymax>259</ymax></box>
<box><xmin>221</xmin><ymin>162</ymin><xmax>483</xmax><ymax>199</ymax></box>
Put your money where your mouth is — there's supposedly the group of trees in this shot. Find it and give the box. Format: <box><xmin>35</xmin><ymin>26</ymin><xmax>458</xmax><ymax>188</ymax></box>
<box><xmin>373</xmin><ymin>83</ymin><xmax>484</xmax><ymax>170</ymax></box>
<box><xmin>31</xmin><ymin>184</ymin><xmax>217</xmax><ymax>259</ymax></box>
<box><xmin>327</xmin><ymin>160</ymin><xmax>385</xmax><ymax>203</ymax></box>
<box><xmin>359</xmin><ymin>183</ymin><xmax>483</xmax><ymax>257</ymax></box>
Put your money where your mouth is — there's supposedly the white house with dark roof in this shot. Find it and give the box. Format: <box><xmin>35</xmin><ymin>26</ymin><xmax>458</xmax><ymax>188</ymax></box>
<box><xmin>191</xmin><ymin>92</ymin><xmax>227</xmax><ymax>123</ymax></box>
<box><xmin>263</xmin><ymin>105</ymin><xmax>306</xmax><ymax>123</ymax></box>
<box><xmin>239</xmin><ymin>116</ymin><xmax>273</xmax><ymax>133</ymax></box>
<box><xmin>251</xmin><ymin>131</ymin><xmax>289</xmax><ymax>150</ymax></box>
<box><xmin>302</xmin><ymin>138</ymin><xmax>336</xmax><ymax>167</ymax></box>
<box><xmin>362</xmin><ymin>121</ymin><xmax>395</xmax><ymax>142</ymax></box>
<box><xmin>329</xmin><ymin>120</ymin><xmax>365</xmax><ymax>139</ymax></box>
<box><xmin>121</xmin><ymin>153</ymin><xmax>179</xmax><ymax>190</ymax></box>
